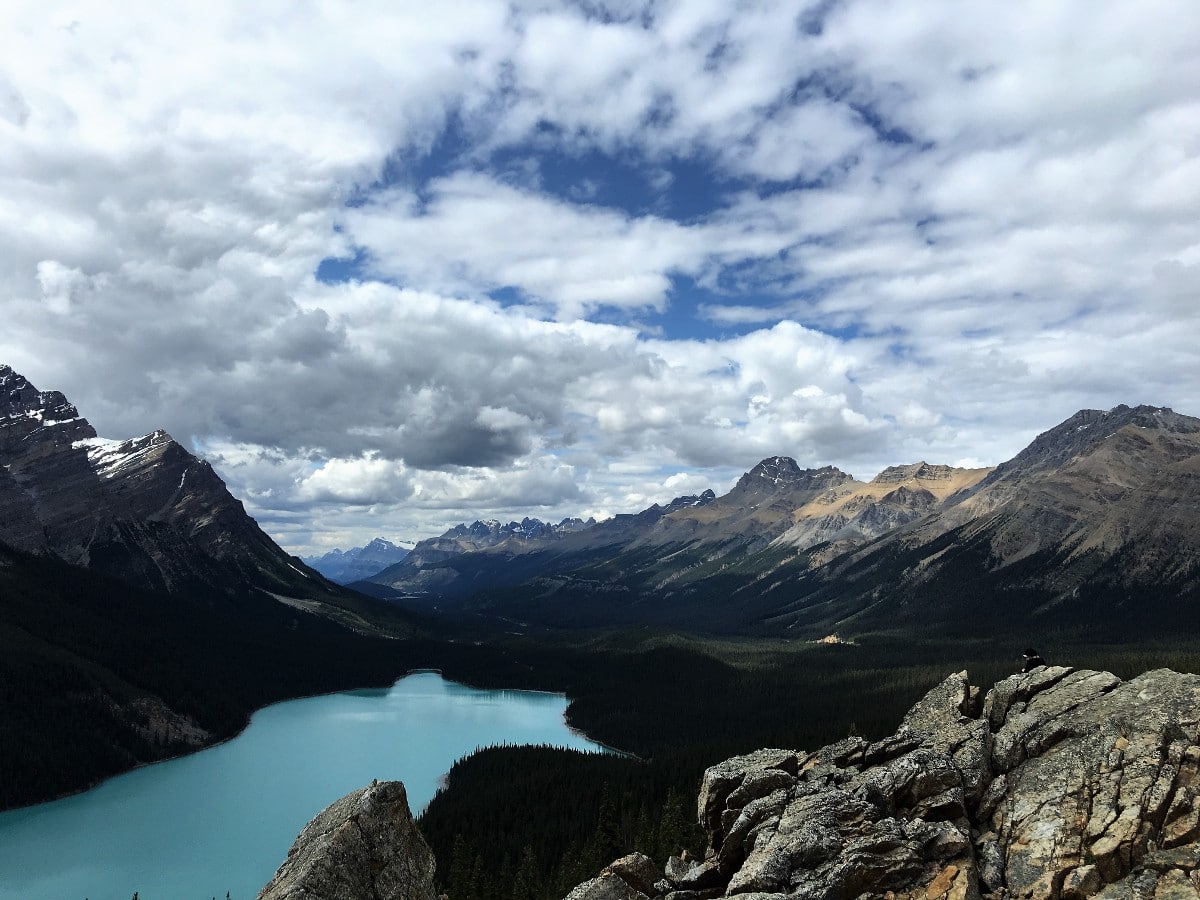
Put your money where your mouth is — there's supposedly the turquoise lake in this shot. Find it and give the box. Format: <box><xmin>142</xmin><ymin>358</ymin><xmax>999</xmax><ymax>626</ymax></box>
<box><xmin>0</xmin><ymin>672</ymin><xmax>609</xmax><ymax>900</ymax></box>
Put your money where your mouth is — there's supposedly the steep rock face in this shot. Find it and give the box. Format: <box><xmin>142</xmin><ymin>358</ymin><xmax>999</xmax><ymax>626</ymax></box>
<box><xmin>570</xmin><ymin>667</ymin><xmax>1200</xmax><ymax>899</ymax></box>
<box><xmin>650</xmin><ymin>462</ymin><xmax>857</xmax><ymax>550</ymax></box>
<box><xmin>913</xmin><ymin>405</ymin><xmax>1200</xmax><ymax>573</ymax></box>
<box><xmin>770</xmin><ymin>462</ymin><xmax>991</xmax><ymax>553</ymax></box>
<box><xmin>0</xmin><ymin>364</ymin><xmax>325</xmax><ymax>596</ymax></box>
<box><xmin>258</xmin><ymin>780</ymin><xmax>437</xmax><ymax>900</ymax></box>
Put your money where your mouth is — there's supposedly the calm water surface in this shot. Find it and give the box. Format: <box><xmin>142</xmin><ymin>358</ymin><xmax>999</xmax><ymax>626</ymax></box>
<box><xmin>0</xmin><ymin>672</ymin><xmax>609</xmax><ymax>900</ymax></box>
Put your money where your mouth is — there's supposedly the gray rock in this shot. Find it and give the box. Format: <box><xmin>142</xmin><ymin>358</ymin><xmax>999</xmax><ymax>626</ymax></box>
<box><xmin>562</xmin><ymin>873</ymin><xmax>650</xmax><ymax>900</ymax></box>
<box><xmin>564</xmin><ymin>666</ymin><xmax>1200</xmax><ymax>900</ymax></box>
<box><xmin>601</xmin><ymin>852</ymin><xmax>663</xmax><ymax>896</ymax></box>
<box><xmin>258</xmin><ymin>780</ymin><xmax>436</xmax><ymax>900</ymax></box>
<box><xmin>696</xmin><ymin>748</ymin><xmax>799</xmax><ymax>843</ymax></box>
<box><xmin>663</xmin><ymin>854</ymin><xmax>693</xmax><ymax>882</ymax></box>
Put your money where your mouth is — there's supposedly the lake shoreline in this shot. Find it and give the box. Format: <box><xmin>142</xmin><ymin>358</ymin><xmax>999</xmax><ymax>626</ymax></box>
<box><xmin>0</xmin><ymin>663</ymin><xmax>624</xmax><ymax>816</ymax></box>
<box><xmin>0</xmin><ymin>671</ymin><xmax>613</xmax><ymax>900</ymax></box>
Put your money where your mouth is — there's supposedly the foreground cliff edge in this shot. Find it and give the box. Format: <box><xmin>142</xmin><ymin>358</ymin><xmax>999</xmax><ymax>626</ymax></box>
<box><xmin>265</xmin><ymin>666</ymin><xmax>1200</xmax><ymax>899</ymax></box>
<box><xmin>258</xmin><ymin>780</ymin><xmax>437</xmax><ymax>900</ymax></box>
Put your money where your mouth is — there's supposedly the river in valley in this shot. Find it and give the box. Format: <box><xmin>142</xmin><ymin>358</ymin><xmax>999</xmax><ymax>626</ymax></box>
<box><xmin>0</xmin><ymin>671</ymin><xmax>610</xmax><ymax>900</ymax></box>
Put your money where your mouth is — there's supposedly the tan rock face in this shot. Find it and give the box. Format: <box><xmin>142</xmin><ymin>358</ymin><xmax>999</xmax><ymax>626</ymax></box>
<box><xmin>565</xmin><ymin>666</ymin><xmax>1200</xmax><ymax>900</ymax></box>
<box><xmin>258</xmin><ymin>781</ymin><xmax>437</xmax><ymax>900</ymax></box>
<box><xmin>769</xmin><ymin>463</ymin><xmax>992</xmax><ymax>553</ymax></box>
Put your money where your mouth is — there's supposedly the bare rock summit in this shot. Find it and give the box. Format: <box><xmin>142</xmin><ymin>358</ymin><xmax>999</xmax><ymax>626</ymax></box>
<box><xmin>258</xmin><ymin>780</ymin><xmax>437</xmax><ymax>900</ymax></box>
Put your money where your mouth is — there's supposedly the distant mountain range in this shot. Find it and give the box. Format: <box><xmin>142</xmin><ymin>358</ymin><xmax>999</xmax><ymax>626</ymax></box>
<box><xmin>368</xmin><ymin>404</ymin><xmax>1200</xmax><ymax>640</ymax></box>
<box><xmin>302</xmin><ymin>538</ymin><xmax>411</xmax><ymax>584</ymax></box>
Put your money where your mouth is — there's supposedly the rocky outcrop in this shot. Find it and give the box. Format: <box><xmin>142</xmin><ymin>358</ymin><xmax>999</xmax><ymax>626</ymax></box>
<box><xmin>567</xmin><ymin>667</ymin><xmax>1200</xmax><ymax>899</ymax></box>
<box><xmin>258</xmin><ymin>780</ymin><xmax>437</xmax><ymax>900</ymax></box>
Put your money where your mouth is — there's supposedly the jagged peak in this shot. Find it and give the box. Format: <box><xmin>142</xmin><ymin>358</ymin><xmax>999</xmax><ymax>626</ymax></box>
<box><xmin>736</xmin><ymin>458</ymin><xmax>853</xmax><ymax>492</ymax></box>
<box><xmin>747</xmin><ymin>455</ymin><xmax>803</xmax><ymax>478</ymax></box>
<box><xmin>0</xmin><ymin>366</ymin><xmax>97</xmax><ymax>453</ymax></box>
<box><xmin>0</xmin><ymin>365</ymin><xmax>85</xmax><ymax>424</ymax></box>
<box><xmin>436</xmin><ymin>515</ymin><xmax>591</xmax><ymax>543</ymax></box>
<box><xmin>363</xmin><ymin>537</ymin><xmax>400</xmax><ymax>551</ymax></box>
<box><xmin>659</xmin><ymin>489</ymin><xmax>718</xmax><ymax>514</ymax></box>
<box><xmin>871</xmin><ymin>461</ymin><xmax>960</xmax><ymax>484</ymax></box>
<box><xmin>981</xmin><ymin>403</ymin><xmax>1200</xmax><ymax>487</ymax></box>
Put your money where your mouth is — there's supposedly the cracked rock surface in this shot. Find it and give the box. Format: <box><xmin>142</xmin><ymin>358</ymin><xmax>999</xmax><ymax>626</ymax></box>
<box><xmin>258</xmin><ymin>780</ymin><xmax>436</xmax><ymax>900</ymax></box>
<box><xmin>565</xmin><ymin>667</ymin><xmax>1200</xmax><ymax>899</ymax></box>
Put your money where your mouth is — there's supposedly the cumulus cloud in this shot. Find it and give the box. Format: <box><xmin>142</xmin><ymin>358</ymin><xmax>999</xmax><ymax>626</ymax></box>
<box><xmin>0</xmin><ymin>0</ymin><xmax>1196</xmax><ymax>553</ymax></box>
<box><xmin>343</xmin><ymin>173</ymin><xmax>711</xmax><ymax>317</ymax></box>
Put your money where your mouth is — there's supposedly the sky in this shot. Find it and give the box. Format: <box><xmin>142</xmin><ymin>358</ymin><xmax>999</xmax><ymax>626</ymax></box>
<box><xmin>1</xmin><ymin>1</ymin><xmax>1197</xmax><ymax>555</ymax></box>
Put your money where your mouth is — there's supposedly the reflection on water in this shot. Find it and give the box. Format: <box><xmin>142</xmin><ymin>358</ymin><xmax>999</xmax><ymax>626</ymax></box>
<box><xmin>0</xmin><ymin>672</ymin><xmax>608</xmax><ymax>900</ymax></box>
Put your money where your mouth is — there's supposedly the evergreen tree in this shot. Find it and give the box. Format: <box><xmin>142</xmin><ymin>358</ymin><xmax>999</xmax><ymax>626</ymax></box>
<box><xmin>511</xmin><ymin>845</ymin><xmax>541</xmax><ymax>900</ymax></box>
<box><xmin>593</xmin><ymin>784</ymin><xmax>621</xmax><ymax>863</ymax></box>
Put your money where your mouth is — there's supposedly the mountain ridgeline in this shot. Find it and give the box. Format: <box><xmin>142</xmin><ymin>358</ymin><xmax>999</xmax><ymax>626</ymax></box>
<box><xmin>370</xmin><ymin>404</ymin><xmax>1200</xmax><ymax>640</ymax></box>
<box><xmin>0</xmin><ymin>365</ymin><xmax>335</xmax><ymax>602</ymax></box>
<box><xmin>302</xmin><ymin>537</ymin><xmax>411</xmax><ymax>584</ymax></box>
<box><xmin>0</xmin><ymin>365</ymin><xmax>421</xmax><ymax>809</ymax></box>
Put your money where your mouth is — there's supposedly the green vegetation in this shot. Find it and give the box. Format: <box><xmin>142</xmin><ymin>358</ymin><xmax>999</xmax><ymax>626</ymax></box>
<box><xmin>419</xmin><ymin>746</ymin><xmax>704</xmax><ymax>900</ymax></box>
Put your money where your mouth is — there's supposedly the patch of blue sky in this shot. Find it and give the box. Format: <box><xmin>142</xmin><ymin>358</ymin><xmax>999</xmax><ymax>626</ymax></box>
<box><xmin>485</xmin><ymin>286</ymin><xmax>527</xmax><ymax>308</ymax></box>
<box><xmin>484</xmin><ymin>137</ymin><xmax>743</xmax><ymax>224</ymax></box>
<box><xmin>315</xmin><ymin>247</ymin><xmax>369</xmax><ymax>285</ymax></box>
<box><xmin>655</xmin><ymin>274</ymin><xmax>775</xmax><ymax>341</ymax></box>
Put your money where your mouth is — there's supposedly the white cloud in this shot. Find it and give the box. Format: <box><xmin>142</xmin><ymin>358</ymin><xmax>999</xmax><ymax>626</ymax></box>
<box><xmin>343</xmin><ymin>173</ymin><xmax>714</xmax><ymax>317</ymax></box>
<box><xmin>0</xmin><ymin>0</ymin><xmax>1196</xmax><ymax>555</ymax></box>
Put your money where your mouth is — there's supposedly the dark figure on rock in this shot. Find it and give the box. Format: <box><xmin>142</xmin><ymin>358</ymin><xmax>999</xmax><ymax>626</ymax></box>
<box><xmin>1021</xmin><ymin>648</ymin><xmax>1047</xmax><ymax>672</ymax></box>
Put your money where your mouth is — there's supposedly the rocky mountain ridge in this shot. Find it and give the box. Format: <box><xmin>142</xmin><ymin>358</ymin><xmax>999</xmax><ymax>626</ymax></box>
<box><xmin>367</xmin><ymin>457</ymin><xmax>989</xmax><ymax>606</ymax></box>
<box><xmin>303</xmin><ymin>537</ymin><xmax>411</xmax><ymax>584</ymax></box>
<box><xmin>769</xmin><ymin>461</ymin><xmax>991</xmax><ymax>553</ymax></box>
<box><xmin>390</xmin><ymin>516</ymin><xmax>597</xmax><ymax>571</ymax></box>
<box><xmin>0</xmin><ymin>365</ymin><xmax>378</xmax><ymax>625</ymax></box>
<box><xmin>752</xmin><ymin>404</ymin><xmax>1200</xmax><ymax>639</ymax></box>
<box><xmin>368</xmin><ymin>404</ymin><xmax>1199</xmax><ymax>641</ymax></box>
<box><xmin>260</xmin><ymin>664</ymin><xmax>1200</xmax><ymax>899</ymax></box>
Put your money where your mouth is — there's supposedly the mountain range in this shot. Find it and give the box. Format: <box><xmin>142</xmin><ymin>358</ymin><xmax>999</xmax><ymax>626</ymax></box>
<box><xmin>302</xmin><ymin>537</ymin><xmax>411</xmax><ymax>584</ymax></box>
<box><xmin>3</xmin><ymin>360</ymin><xmax>1199</xmax><ymax>803</ymax></box>
<box><xmin>367</xmin><ymin>404</ymin><xmax>1200</xmax><ymax>640</ymax></box>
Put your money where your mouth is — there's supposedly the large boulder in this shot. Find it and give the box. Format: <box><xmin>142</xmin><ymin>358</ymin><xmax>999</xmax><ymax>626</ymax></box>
<box><xmin>258</xmin><ymin>780</ymin><xmax>437</xmax><ymax>900</ymax></box>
